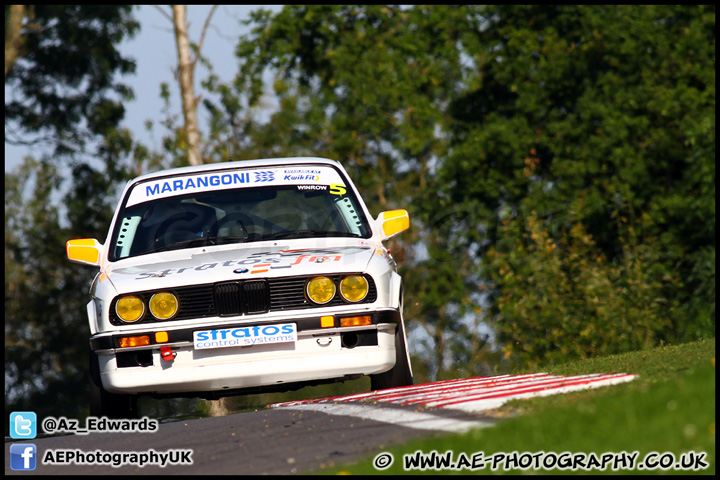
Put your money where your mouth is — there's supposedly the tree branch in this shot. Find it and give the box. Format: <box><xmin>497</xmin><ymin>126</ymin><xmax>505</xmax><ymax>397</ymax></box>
<box><xmin>192</xmin><ymin>5</ymin><xmax>218</xmax><ymax>69</ymax></box>
<box><xmin>152</xmin><ymin>4</ymin><xmax>174</xmax><ymax>24</ymax></box>
<box><xmin>5</xmin><ymin>5</ymin><xmax>26</xmax><ymax>78</ymax></box>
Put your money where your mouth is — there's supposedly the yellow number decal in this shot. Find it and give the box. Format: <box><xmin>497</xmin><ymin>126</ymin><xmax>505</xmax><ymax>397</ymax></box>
<box><xmin>330</xmin><ymin>184</ymin><xmax>347</xmax><ymax>195</ymax></box>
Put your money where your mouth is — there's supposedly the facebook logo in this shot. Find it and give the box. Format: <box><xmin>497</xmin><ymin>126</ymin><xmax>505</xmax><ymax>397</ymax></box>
<box><xmin>10</xmin><ymin>411</ymin><xmax>37</xmax><ymax>439</ymax></box>
<box><xmin>10</xmin><ymin>444</ymin><xmax>37</xmax><ymax>471</ymax></box>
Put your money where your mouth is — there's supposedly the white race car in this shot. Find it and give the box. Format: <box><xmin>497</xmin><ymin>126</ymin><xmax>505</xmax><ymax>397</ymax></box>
<box><xmin>66</xmin><ymin>157</ymin><xmax>412</xmax><ymax>418</ymax></box>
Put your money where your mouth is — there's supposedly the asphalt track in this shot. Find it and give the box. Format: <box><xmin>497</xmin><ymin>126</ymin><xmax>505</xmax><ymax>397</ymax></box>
<box><xmin>5</xmin><ymin>373</ymin><xmax>635</xmax><ymax>475</ymax></box>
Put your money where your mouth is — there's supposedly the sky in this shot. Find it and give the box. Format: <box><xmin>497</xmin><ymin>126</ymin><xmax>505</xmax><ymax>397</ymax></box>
<box><xmin>4</xmin><ymin>5</ymin><xmax>283</xmax><ymax>173</ymax></box>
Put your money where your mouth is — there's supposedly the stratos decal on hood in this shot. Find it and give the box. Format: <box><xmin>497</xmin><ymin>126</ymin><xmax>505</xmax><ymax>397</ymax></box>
<box><xmin>132</xmin><ymin>247</ymin><xmax>372</xmax><ymax>280</ymax></box>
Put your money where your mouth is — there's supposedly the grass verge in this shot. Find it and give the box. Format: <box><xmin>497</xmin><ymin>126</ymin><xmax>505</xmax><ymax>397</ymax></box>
<box><xmin>318</xmin><ymin>338</ymin><xmax>715</xmax><ymax>475</ymax></box>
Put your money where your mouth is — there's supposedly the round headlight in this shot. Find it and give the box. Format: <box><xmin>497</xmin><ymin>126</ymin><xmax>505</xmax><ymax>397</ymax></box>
<box><xmin>340</xmin><ymin>275</ymin><xmax>369</xmax><ymax>302</ymax></box>
<box><xmin>306</xmin><ymin>276</ymin><xmax>336</xmax><ymax>304</ymax></box>
<box><xmin>149</xmin><ymin>292</ymin><xmax>179</xmax><ymax>319</ymax></box>
<box><xmin>115</xmin><ymin>295</ymin><xmax>145</xmax><ymax>323</ymax></box>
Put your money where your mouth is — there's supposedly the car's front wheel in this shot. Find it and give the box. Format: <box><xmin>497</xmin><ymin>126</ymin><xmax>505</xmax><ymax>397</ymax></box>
<box><xmin>89</xmin><ymin>349</ymin><xmax>138</xmax><ymax>419</ymax></box>
<box><xmin>370</xmin><ymin>318</ymin><xmax>414</xmax><ymax>391</ymax></box>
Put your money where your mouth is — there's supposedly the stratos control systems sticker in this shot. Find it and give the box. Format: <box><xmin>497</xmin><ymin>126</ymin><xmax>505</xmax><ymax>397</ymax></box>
<box><xmin>193</xmin><ymin>323</ymin><xmax>297</xmax><ymax>350</ymax></box>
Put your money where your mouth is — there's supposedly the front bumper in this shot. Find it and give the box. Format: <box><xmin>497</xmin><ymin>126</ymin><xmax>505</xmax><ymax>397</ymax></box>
<box><xmin>92</xmin><ymin>310</ymin><xmax>400</xmax><ymax>395</ymax></box>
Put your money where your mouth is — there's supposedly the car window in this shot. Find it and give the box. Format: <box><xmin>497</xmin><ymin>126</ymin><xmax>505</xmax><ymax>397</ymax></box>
<box><xmin>109</xmin><ymin>168</ymin><xmax>371</xmax><ymax>261</ymax></box>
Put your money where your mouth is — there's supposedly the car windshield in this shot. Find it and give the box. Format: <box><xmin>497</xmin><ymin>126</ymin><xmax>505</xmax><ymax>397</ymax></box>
<box><xmin>109</xmin><ymin>166</ymin><xmax>372</xmax><ymax>261</ymax></box>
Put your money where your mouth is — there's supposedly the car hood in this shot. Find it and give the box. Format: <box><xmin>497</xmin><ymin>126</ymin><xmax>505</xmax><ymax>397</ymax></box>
<box><xmin>105</xmin><ymin>243</ymin><xmax>377</xmax><ymax>294</ymax></box>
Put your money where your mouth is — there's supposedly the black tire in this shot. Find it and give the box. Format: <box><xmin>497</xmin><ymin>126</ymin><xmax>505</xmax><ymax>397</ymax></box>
<box><xmin>370</xmin><ymin>318</ymin><xmax>414</xmax><ymax>391</ymax></box>
<box><xmin>89</xmin><ymin>349</ymin><xmax>139</xmax><ymax>419</ymax></box>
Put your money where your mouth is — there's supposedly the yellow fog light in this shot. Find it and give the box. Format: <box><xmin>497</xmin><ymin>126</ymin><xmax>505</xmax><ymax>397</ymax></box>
<box><xmin>340</xmin><ymin>275</ymin><xmax>369</xmax><ymax>302</ymax></box>
<box><xmin>119</xmin><ymin>335</ymin><xmax>150</xmax><ymax>348</ymax></box>
<box><xmin>306</xmin><ymin>277</ymin><xmax>336</xmax><ymax>304</ymax></box>
<box><xmin>116</xmin><ymin>295</ymin><xmax>145</xmax><ymax>323</ymax></box>
<box><xmin>149</xmin><ymin>292</ymin><xmax>179</xmax><ymax>320</ymax></box>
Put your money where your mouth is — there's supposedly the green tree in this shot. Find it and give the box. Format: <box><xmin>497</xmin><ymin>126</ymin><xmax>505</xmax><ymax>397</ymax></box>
<box><xmin>487</xmin><ymin>208</ymin><xmax>680</xmax><ymax>368</ymax></box>
<box><xmin>5</xmin><ymin>5</ymin><xmax>140</xmax><ymax>421</ymax></box>
<box><xmin>5</xmin><ymin>5</ymin><xmax>139</xmax><ymax>155</ymax></box>
<box><xmin>442</xmin><ymin>5</ymin><xmax>715</xmax><ymax>366</ymax></box>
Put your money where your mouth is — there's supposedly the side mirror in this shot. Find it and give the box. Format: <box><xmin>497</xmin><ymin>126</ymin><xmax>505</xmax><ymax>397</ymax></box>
<box><xmin>376</xmin><ymin>209</ymin><xmax>410</xmax><ymax>241</ymax></box>
<box><xmin>66</xmin><ymin>238</ymin><xmax>103</xmax><ymax>266</ymax></box>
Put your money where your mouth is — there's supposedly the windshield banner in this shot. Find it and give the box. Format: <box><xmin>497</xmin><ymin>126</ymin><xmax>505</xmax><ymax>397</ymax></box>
<box><xmin>126</xmin><ymin>166</ymin><xmax>346</xmax><ymax>207</ymax></box>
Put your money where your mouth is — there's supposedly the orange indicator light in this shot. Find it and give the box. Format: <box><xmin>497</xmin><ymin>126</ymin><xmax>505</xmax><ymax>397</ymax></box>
<box><xmin>339</xmin><ymin>316</ymin><xmax>372</xmax><ymax>327</ymax></box>
<box><xmin>119</xmin><ymin>335</ymin><xmax>150</xmax><ymax>348</ymax></box>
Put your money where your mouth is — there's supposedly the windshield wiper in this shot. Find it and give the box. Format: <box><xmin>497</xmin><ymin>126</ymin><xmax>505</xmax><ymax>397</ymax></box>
<box><xmin>142</xmin><ymin>235</ymin><xmax>253</xmax><ymax>255</ymax></box>
<box><xmin>213</xmin><ymin>236</ymin><xmax>252</xmax><ymax>245</ymax></box>
<box><xmin>141</xmin><ymin>231</ymin><xmax>358</xmax><ymax>255</ymax></box>
<box><xmin>143</xmin><ymin>236</ymin><xmax>222</xmax><ymax>254</ymax></box>
<box><xmin>252</xmin><ymin>230</ymin><xmax>361</xmax><ymax>241</ymax></box>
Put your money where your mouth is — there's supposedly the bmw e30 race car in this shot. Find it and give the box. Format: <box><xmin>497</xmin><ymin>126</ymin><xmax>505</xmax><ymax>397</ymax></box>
<box><xmin>66</xmin><ymin>157</ymin><xmax>413</xmax><ymax>418</ymax></box>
